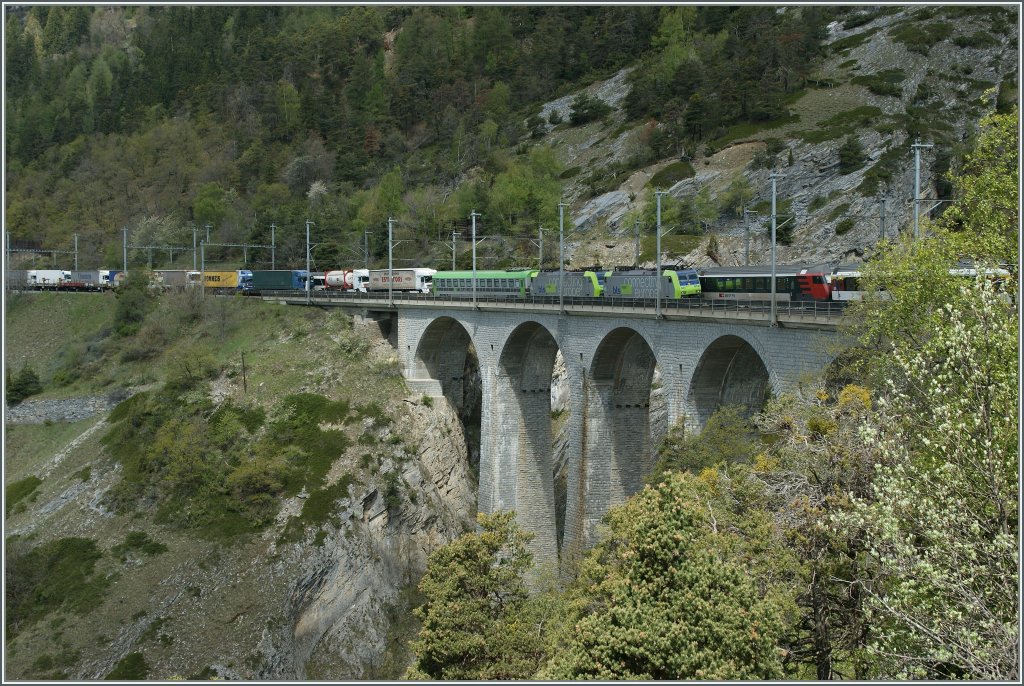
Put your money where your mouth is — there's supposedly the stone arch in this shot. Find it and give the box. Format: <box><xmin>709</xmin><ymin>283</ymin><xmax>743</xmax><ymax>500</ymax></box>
<box><xmin>412</xmin><ymin>316</ymin><xmax>476</xmax><ymax>412</ymax></box>
<box><xmin>495</xmin><ymin>321</ymin><xmax>562</xmax><ymax>565</ymax></box>
<box><xmin>580</xmin><ymin>327</ymin><xmax>660</xmax><ymax>544</ymax></box>
<box><xmin>687</xmin><ymin>334</ymin><xmax>773</xmax><ymax>430</ymax></box>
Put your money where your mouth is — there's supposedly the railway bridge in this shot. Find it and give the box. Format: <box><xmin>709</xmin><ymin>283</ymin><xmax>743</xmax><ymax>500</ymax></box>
<box><xmin>268</xmin><ymin>292</ymin><xmax>845</xmax><ymax>567</ymax></box>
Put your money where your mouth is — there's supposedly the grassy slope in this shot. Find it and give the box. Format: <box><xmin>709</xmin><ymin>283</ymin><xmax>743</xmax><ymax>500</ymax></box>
<box><xmin>3</xmin><ymin>292</ymin><xmax>418</xmax><ymax>680</ymax></box>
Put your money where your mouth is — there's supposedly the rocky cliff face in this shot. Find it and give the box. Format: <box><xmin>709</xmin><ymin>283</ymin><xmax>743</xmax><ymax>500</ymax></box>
<box><xmin>542</xmin><ymin>5</ymin><xmax>1017</xmax><ymax>269</ymax></box>
<box><xmin>261</xmin><ymin>399</ymin><xmax>475</xmax><ymax>679</ymax></box>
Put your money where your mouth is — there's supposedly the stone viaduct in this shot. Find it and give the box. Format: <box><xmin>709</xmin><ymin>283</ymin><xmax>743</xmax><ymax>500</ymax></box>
<box><xmin>390</xmin><ymin>303</ymin><xmax>843</xmax><ymax>568</ymax></box>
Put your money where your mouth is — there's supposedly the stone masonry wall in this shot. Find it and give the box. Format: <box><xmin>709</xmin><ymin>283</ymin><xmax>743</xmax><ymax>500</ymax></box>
<box><xmin>397</xmin><ymin>307</ymin><xmax>839</xmax><ymax>565</ymax></box>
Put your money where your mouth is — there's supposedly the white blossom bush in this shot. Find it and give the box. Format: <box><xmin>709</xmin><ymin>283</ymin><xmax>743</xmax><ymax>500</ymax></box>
<box><xmin>839</xmin><ymin>278</ymin><xmax>1018</xmax><ymax>679</ymax></box>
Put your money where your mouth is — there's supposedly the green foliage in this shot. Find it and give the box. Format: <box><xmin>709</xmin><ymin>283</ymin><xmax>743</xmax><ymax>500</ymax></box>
<box><xmin>653</xmin><ymin>405</ymin><xmax>758</xmax><ymax>479</ymax></box>
<box><xmin>112</xmin><ymin>271</ymin><xmax>155</xmax><ymax>337</ymax></box>
<box><xmin>838</xmin><ymin>135</ymin><xmax>866</xmax><ymax>173</ymax></box>
<box><xmin>648</xmin><ymin>160</ymin><xmax>695</xmax><ymax>188</ymax></box>
<box><xmin>5</xmin><ymin>536</ymin><xmax>112</xmax><ymax>634</ymax></box>
<box><xmin>268</xmin><ymin>393</ymin><xmax>354</xmax><ymax>495</ymax></box>
<box><xmin>110</xmin><ymin>531</ymin><xmax>168</xmax><ymax>561</ymax></box>
<box><xmin>5</xmin><ymin>475</ymin><xmax>42</xmax><ymax>515</ymax></box>
<box><xmin>857</xmin><ymin>146</ymin><xmax>905</xmax><ymax>197</ymax></box>
<box><xmin>542</xmin><ymin>472</ymin><xmax>786</xmax><ymax>680</ymax></box>
<box><xmin>837</xmin><ymin>277</ymin><xmax>1017</xmax><ymax>678</ymax></box>
<box><xmin>829</xmin><ymin>27</ymin><xmax>880</xmax><ymax>54</ymax></box>
<box><xmin>834</xmin><ymin>218</ymin><xmax>855</xmax><ymax>236</ymax></box>
<box><xmin>939</xmin><ymin>108</ymin><xmax>1018</xmax><ymax>262</ymax></box>
<box><xmin>953</xmin><ymin>31</ymin><xmax>998</xmax><ymax>49</ymax></box>
<box><xmin>717</xmin><ymin>174</ymin><xmax>754</xmax><ymax>218</ymax></box>
<box><xmin>407</xmin><ymin>511</ymin><xmax>545</xmax><ymax>680</ymax></box>
<box><xmin>280</xmin><ymin>473</ymin><xmax>357</xmax><ymax>543</ymax></box>
<box><xmin>6</xmin><ymin>364</ymin><xmax>43</xmax><ymax>405</ymax></box>
<box><xmin>105</xmin><ymin>652</ymin><xmax>150</xmax><ymax>680</ymax></box>
<box><xmin>889</xmin><ymin>21</ymin><xmax>953</xmax><ymax>55</ymax></box>
<box><xmin>851</xmin><ymin>69</ymin><xmax>906</xmax><ymax>97</ymax></box>
<box><xmin>825</xmin><ymin>113</ymin><xmax>1019</xmax><ymax>677</ymax></box>
<box><xmin>568</xmin><ymin>92</ymin><xmax>612</xmax><ymax>126</ymax></box>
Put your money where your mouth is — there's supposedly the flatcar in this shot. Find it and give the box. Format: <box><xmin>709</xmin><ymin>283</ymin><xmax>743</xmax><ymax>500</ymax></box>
<box><xmin>529</xmin><ymin>270</ymin><xmax>604</xmax><ymax>297</ymax></box>
<box><xmin>603</xmin><ymin>267</ymin><xmax>701</xmax><ymax>299</ymax></box>
<box><xmin>431</xmin><ymin>270</ymin><xmax>531</xmax><ymax>298</ymax></box>
<box><xmin>62</xmin><ymin>270</ymin><xmax>104</xmax><ymax>291</ymax></box>
<box><xmin>699</xmin><ymin>265</ymin><xmax>833</xmax><ymax>302</ymax></box>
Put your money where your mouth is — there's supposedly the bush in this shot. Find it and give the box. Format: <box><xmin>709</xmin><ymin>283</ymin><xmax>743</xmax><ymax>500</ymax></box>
<box><xmin>838</xmin><ymin>135</ymin><xmax>866</xmax><ymax>174</ymax></box>
<box><xmin>5</xmin><ymin>536</ymin><xmax>112</xmax><ymax>634</ymax></box>
<box><xmin>6</xmin><ymin>364</ymin><xmax>42</xmax><ymax>405</ymax></box>
<box><xmin>649</xmin><ymin>160</ymin><xmax>695</xmax><ymax>188</ymax></box>
<box><xmin>851</xmin><ymin>69</ymin><xmax>906</xmax><ymax>97</ymax></box>
<box><xmin>105</xmin><ymin>653</ymin><xmax>149</xmax><ymax>680</ymax></box>
<box><xmin>835</xmin><ymin>218</ymin><xmax>856</xmax><ymax>235</ymax></box>
<box><xmin>112</xmin><ymin>271</ymin><xmax>155</xmax><ymax>337</ymax></box>
<box><xmin>569</xmin><ymin>92</ymin><xmax>612</xmax><ymax>126</ymax></box>
<box><xmin>110</xmin><ymin>531</ymin><xmax>168</xmax><ymax>561</ymax></box>
<box><xmin>5</xmin><ymin>476</ymin><xmax>42</xmax><ymax>515</ymax></box>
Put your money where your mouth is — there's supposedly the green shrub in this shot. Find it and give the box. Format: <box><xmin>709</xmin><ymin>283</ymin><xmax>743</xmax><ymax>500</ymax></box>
<box><xmin>851</xmin><ymin>69</ymin><xmax>906</xmax><ymax>97</ymax></box>
<box><xmin>6</xmin><ymin>364</ymin><xmax>42</xmax><ymax>405</ymax></box>
<box><xmin>280</xmin><ymin>473</ymin><xmax>357</xmax><ymax>543</ymax></box>
<box><xmin>649</xmin><ymin>160</ymin><xmax>696</xmax><ymax>188</ymax></box>
<box><xmin>112</xmin><ymin>272</ymin><xmax>155</xmax><ymax>337</ymax></box>
<box><xmin>105</xmin><ymin>652</ymin><xmax>149</xmax><ymax>680</ymax></box>
<box><xmin>829</xmin><ymin>203</ymin><xmax>852</xmax><ymax>221</ymax></box>
<box><xmin>5</xmin><ymin>536</ymin><xmax>112</xmax><ymax>633</ymax></box>
<box><xmin>953</xmin><ymin>31</ymin><xmax>998</xmax><ymax>49</ymax></box>
<box><xmin>829</xmin><ymin>27</ymin><xmax>880</xmax><ymax>53</ymax></box>
<box><xmin>569</xmin><ymin>92</ymin><xmax>612</xmax><ymax>126</ymax></box>
<box><xmin>835</xmin><ymin>218</ymin><xmax>856</xmax><ymax>235</ymax></box>
<box><xmin>838</xmin><ymin>135</ymin><xmax>866</xmax><ymax>174</ymax></box>
<box><xmin>890</xmin><ymin>21</ymin><xmax>953</xmax><ymax>55</ymax></box>
<box><xmin>558</xmin><ymin>166</ymin><xmax>581</xmax><ymax>179</ymax></box>
<box><xmin>110</xmin><ymin>531</ymin><xmax>169</xmax><ymax>561</ymax></box>
<box><xmin>5</xmin><ymin>476</ymin><xmax>42</xmax><ymax>515</ymax></box>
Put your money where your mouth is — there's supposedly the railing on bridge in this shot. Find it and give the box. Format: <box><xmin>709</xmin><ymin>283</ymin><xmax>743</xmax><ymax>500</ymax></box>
<box><xmin>256</xmin><ymin>289</ymin><xmax>848</xmax><ymax>322</ymax></box>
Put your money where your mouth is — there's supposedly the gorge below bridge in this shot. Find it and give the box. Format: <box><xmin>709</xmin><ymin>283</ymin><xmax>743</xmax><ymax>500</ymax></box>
<box><xmin>267</xmin><ymin>292</ymin><xmax>845</xmax><ymax>567</ymax></box>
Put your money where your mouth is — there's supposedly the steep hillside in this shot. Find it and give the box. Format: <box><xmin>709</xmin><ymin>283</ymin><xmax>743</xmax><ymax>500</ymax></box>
<box><xmin>4</xmin><ymin>293</ymin><xmax>474</xmax><ymax>679</ymax></box>
<box><xmin>543</xmin><ymin>4</ymin><xmax>1018</xmax><ymax>269</ymax></box>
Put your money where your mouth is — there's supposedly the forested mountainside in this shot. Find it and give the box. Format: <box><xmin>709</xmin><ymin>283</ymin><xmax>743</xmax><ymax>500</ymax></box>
<box><xmin>7</xmin><ymin>4</ymin><xmax>1014</xmax><ymax>270</ymax></box>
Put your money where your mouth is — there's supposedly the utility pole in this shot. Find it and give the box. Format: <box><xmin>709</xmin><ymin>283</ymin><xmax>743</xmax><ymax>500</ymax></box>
<box><xmin>205</xmin><ymin>223</ymin><xmax>211</xmax><ymax>243</ymax></box>
<box><xmin>655</xmin><ymin>190</ymin><xmax>668</xmax><ymax>319</ymax></box>
<box><xmin>73</xmin><ymin>233</ymin><xmax>78</xmax><ymax>271</ymax></box>
<box><xmin>364</xmin><ymin>230</ymin><xmax>371</xmax><ymax>270</ymax></box>
<box><xmin>270</xmin><ymin>223</ymin><xmax>276</xmax><ymax>269</ymax></box>
<box><xmin>470</xmin><ymin>210</ymin><xmax>480</xmax><ymax>308</ymax></box>
<box><xmin>449</xmin><ymin>229</ymin><xmax>460</xmax><ymax>270</ymax></box>
<box><xmin>880</xmin><ymin>197</ymin><xmax>888</xmax><ymax>240</ymax></box>
<box><xmin>912</xmin><ymin>139</ymin><xmax>933</xmax><ymax>240</ymax></box>
<box><xmin>388</xmin><ymin>217</ymin><xmax>395</xmax><ymax>307</ymax></box>
<box><xmin>770</xmin><ymin>172</ymin><xmax>780</xmax><ymax>328</ymax></box>
<box><xmin>193</xmin><ymin>225</ymin><xmax>198</xmax><ymax>270</ymax></box>
<box><xmin>200</xmin><ymin>240</ymin><xmax>205</xmax><ymax>299</ymax></box>
<box><xmin>538</xmin><ymin>225</ymin><xmax>544</xmax><ymax>270</ymax></box>
<box><xmin>122</xmin><ymin>226</ymin><xmax>128</xmax><ymax>276</ymax></box>
<box><xmin>305</xmin><ymin>220</ymin><xmax>313</xmax><ymax>303</ymax></box>
<box><xmin>558</xmin><ymin>202</ymin><xmax>568</xmax><ymax>314</ymax></box>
